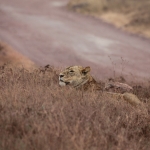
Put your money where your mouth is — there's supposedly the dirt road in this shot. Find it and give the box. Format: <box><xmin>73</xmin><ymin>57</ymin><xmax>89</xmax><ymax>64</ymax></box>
<box><xmin>0</xmin><ymin>0</ymin><xmax>150</xmax><ymax>80</ymax></box>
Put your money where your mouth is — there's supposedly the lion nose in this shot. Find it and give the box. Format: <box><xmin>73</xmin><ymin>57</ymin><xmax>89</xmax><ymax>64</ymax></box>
<box><xmin>59</xmin><ymin>75</ymin><xmax>64</xmax><ymax>78</ymax></box>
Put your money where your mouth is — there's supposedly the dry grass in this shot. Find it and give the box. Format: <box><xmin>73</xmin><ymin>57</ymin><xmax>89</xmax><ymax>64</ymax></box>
<box><xmin>68</xmin><ymin>0</ymin><xmax>150</xmax><ymax>38</ymax></box>
<box><xmin>0</xmin><ymin>65</ymin><xmax>150</xmax><ymax>150</ymax></box>
<box><xmin>0</xmin><ymin>41</ymin><xmax>36</xmax><ymax>70</ymax></box>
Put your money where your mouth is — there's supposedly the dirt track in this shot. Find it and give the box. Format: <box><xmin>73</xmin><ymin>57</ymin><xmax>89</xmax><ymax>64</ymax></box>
<box><xmin>0</xmin><ymin>0</ymin><xmax>150</xmax><ymax>80</ymax></box>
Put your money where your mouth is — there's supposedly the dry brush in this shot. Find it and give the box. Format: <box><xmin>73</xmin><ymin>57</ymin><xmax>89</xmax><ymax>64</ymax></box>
<box><xmin>0</xmin><ymin>65</ymin><xmax>150</xmax><ymax>150</ymax></box>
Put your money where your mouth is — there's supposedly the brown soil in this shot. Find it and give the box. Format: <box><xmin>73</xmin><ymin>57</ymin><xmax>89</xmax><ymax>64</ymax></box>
<box><xmin>68</xmin><ymin>0</ymin><xmax>150</xmax><ymax>38</ymax></box>
<box><xmin>0</xmin><ymin>0</ymin><xmax>150</xmax><ymax>81</ymax></box>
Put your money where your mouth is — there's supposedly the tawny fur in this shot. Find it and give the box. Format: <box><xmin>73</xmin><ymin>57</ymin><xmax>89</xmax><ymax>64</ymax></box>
<box><xmin>59</xmin><ymin>66</ymin><xmax>141</xmax><ymax>106</ymax></box>
<box><xmin>105</xmin><ymin>78</ymin><xmax>133</xmax><ymax>93</ymax></box>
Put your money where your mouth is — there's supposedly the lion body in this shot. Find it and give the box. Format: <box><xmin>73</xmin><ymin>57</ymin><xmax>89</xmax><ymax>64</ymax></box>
<box><xmin>59</xmin><ymin>66</ymin><xmax>141</xmax><ymax>106</ymax></box>
<box><xmin>105</xmin><ymin>79</ymin><xmax>133</xmax><ymax>93</ymax></box>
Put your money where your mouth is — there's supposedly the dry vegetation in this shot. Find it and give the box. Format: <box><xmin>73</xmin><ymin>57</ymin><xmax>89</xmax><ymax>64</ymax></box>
<box><xmin>68</xmin><ymin>0</ymin><xmax>150</xmax><ymax>38</ymax></box>
<box><xmin>0</xmin><ymin>65</ymin><xmax>150</xmax><ymax>150</ymax></box>
<box><xmin>0</xmin><ymin>41</ymin><xmax>35</xmax><ymax>70</ymax></box>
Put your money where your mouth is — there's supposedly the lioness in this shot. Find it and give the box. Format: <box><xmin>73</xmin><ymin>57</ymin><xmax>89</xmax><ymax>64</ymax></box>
<box><xmin>59</xmin><ymin>66</ymin><xmax>141</xmax><ymax>106</ymax></box>
<box><xmin>104</xmin><ymin>78</ymin><xmax>133</xmax><ymax>93</ymax></box>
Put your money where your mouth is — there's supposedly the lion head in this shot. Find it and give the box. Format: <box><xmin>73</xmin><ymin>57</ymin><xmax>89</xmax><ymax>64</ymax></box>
<box><xmin>59</xmin><ymin>66</ymin><xmax>93</xmax><ymax>88</ymax></box>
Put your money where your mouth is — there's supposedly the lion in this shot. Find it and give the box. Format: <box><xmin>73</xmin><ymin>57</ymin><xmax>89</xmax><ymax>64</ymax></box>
<box><xmin>104</xmin><ymin>78</ymin><xmax>133</xmax><ymax>94</ymax></box>
<box><xmin>59</xmin><ymin>66</ymin><xmax>141</xmax><ymax>106</ymax></box>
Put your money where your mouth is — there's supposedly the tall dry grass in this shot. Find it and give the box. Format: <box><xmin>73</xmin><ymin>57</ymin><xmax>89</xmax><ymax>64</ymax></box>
<box><xmin>0</xmin><ymin>65</ymin><xmax>150</xmax><ymax>150</ymax></box>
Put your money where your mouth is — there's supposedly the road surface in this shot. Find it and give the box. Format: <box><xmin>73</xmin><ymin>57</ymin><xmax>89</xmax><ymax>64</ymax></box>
<box><xmin>0</xmin><ymin>0</ymin><xmax>150</xmax><ymax>80</ymax></box>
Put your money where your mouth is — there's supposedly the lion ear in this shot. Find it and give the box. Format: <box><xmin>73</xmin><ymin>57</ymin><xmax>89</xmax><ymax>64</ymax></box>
<box><xmin>82</xmin><ymin>66</ymin><xmax>91</xmax><ymax>74</ymax></box>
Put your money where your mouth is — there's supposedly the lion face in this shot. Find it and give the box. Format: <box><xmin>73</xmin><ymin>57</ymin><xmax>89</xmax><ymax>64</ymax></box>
<box><xmin>59</xmin><ymin>66</ymin><xmax>91</xmax><ymax>88</ymax></box>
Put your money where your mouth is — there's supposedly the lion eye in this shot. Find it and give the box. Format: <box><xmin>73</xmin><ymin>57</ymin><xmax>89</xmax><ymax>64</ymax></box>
<box><xmin>70</xmin><ymin>70</ymin><xmax>74</xmax><ymax>73</ymax></box>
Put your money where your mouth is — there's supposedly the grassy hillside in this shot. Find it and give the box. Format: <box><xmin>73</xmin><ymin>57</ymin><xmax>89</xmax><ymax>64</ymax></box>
<box><xmin>0</xmin><ymin>41</ymin><xmax>35</xmax><ymax>70</ymax></box>
<box><xmin>68</xmin><ymin>0</ymin><xmax>150</xmax><ymax>38</ymax></box>
<box><xmin>0</xmin><ymin>65</ymin><xmax>150</xmax><ymax>150</ymax></box>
